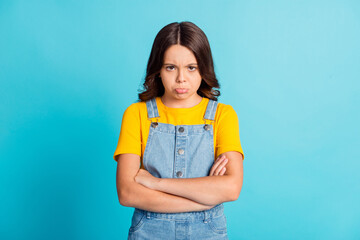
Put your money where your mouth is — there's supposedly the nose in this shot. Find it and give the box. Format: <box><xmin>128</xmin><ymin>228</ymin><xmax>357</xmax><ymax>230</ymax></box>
<box><xmin>176</xmin><ymin>69</ymin><xmax>186</xmax><ymax>83</ymax></box>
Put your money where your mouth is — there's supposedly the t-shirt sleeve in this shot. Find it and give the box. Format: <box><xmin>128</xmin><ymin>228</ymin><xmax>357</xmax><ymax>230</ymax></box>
<box><xmin>216</xmin><ymin>105</ymin><xmax>244</xmax><ymax>160</ymax></box>
<box><xmin>113</xmin><ymin>103</ymin><xmax>142</xmax><ymax>161</ymax></box>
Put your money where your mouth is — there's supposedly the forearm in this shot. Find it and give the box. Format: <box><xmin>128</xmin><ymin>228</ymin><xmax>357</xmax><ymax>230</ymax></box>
<box><xmin>155</xmin><ymin>175</ymin><xmax>241</xmax><ymax>206</ymax></box>
<box><xmin>119</xmin><ymin>181</ymin><xmax>214</xmax><ymax>213</ymax></box>
<box><xmin>132</xmin><ymin>152</ymin><xmax>243</xmax><ymax>207</ymax></box>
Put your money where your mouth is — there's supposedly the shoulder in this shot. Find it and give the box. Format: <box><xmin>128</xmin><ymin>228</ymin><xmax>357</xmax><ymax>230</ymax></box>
<box><xmin>215</xmin><ymin>102</ymin><xmax>237</xmax><ymax>117</ymax></box>
<box><xmin>121</xmin><ymin>101</ymin><xmax>148</xmax><ymax>122</ymax></box>
<box><xmin>213</xmin><ymin>101</ymin><xmax>239</xmax><ymax>126</ymax></box>
<box><xmin>124</xmin><ymin>101</ymin><xmax>147</xmax><ymax>114</ymax></box>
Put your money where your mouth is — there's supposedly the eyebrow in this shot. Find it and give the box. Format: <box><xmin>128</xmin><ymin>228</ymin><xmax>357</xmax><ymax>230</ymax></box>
<box><xmin>163</xmin><ymin>63</ymin><xmax>198</xmax><ymax>66</ymax></box>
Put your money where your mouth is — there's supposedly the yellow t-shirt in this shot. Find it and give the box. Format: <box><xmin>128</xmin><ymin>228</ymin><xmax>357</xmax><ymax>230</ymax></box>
<box><xmin>113</xmin><ymin>97</ymin><xmax>244</xmax><ymax>167</ymax></box>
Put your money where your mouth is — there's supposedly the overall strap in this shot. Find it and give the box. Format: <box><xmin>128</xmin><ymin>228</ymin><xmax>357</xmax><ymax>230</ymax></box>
<box><xmin>145</xmin><ymin>98</ymin><xmax>160</xmax><ymax>119</ymax></box>
<box><xmin>203</xmin><ymin>99</ymin><xmax>218</xmax><ymax>121</ymax></box>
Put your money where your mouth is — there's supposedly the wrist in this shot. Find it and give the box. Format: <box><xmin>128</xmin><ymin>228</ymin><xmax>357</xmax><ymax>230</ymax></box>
<box><xmin>157</xmin><ymin>177</ymin><xmax>164</xmax><ymax>190</ymax></box>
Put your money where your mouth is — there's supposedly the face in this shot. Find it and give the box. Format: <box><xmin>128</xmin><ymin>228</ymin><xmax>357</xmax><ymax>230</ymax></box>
<box><xmin>159</xmin><ymin>44</ymin><xmax>202</xmax><ymax>106</ymax></box>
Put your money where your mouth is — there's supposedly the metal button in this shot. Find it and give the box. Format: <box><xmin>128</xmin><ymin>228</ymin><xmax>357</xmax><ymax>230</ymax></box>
<box><xmin>176</xmin><ymin>171</ymin><xmax>183</xmax><ymax>177</ymax></box>
<box><xmin>178</xmin><ymin>149</ymin><xmax>184</xmax><ymax>155</ymax></box>
<box><xmin>151</xmin><ymin>122</ymin><xmax>158</xmax><ymax>128</ymax></box>
<box><xmin>204</xmin><ymin>124</ymin><xmax>210</xmax><ymax>131</ymax></box>
<box><xmin>178</xmin><ymin>127</ymin><xmax>184</xmax><ymax>133</ymax></box>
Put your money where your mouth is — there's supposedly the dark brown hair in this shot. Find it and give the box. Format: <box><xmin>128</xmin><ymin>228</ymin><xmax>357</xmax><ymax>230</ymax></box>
<box><xmin>138</xmin><ymin>21</ymin><xmax>220</xmax><ymax>102</ymax></box>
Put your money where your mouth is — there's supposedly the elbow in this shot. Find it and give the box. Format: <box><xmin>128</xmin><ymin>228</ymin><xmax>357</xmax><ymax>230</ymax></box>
<box><xmin>118</xmin><ymin>189</ymin><xmax>129</xmax><ymax>207</ymax></box>
<box><xmin>229</xmin><ymin>189</ymin><xmax>241</xmax><ymax>202</ymax></box>
<box><xmin>119</xmin><ymin>194</ymin><xmax>129</xmax><ymax>207</ymax></box>
<box><xmin>228</xmin><ymin>181</ymin><xmax>242</xmax><ymax>202</ymax></box>
<box><xmin>117</xmin><ymin>186</ymin><xmax>132</xmax><ymax>207</ymax></box>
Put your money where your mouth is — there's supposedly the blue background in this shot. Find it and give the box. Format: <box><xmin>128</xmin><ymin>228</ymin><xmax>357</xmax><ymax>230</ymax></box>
<box><xmin>1</xmin><ymin>0</ymin><xmax>359</xmax><ymax>239</ymax></box>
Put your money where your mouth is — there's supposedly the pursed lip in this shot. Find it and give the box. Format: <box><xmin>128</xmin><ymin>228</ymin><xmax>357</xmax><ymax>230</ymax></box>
<box><xmin>175</xmin><ymin>88</ymin><xmax>189</xmax><ymax>93</ymax></box>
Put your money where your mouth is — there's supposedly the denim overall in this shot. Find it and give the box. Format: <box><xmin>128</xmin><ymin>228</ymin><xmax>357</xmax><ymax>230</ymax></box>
<box><xmin>128</xmin><ymin>98</ymin><xmax>228</xmax><ymax>240</ymax></box>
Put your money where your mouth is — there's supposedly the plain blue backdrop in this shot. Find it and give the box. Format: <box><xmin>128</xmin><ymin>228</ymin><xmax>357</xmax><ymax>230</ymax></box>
<box><xmin>1</xmin><ymin>0</ymin><xmax>359</xmax><ymax>239</ymax></box>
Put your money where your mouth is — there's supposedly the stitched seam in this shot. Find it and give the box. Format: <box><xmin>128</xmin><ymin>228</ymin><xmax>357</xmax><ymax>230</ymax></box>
<box><xmin>154</xmin><ymin>99</ymin><xmax>159</xmax><ymax>117</ymax></box>
<box><xmin>149</xmin><ymin>99</ymin><xmax>154</xmax><ymax>118</ymax></box>
<box><xmin>209</xmin><ymin>101</ymin><xmax>216</xmax><ymax>120</ymax></box>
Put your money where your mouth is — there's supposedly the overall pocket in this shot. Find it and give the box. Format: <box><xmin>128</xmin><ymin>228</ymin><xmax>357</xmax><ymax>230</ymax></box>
<box><xmin>207</xmin><ymin>214</ymin><xmax>228</xmax><ymax>235</ymax></box>
<box><xmin>128</xmin><ymin>210</ymin><xmax>146</xmax><ymax>233</ymax></box>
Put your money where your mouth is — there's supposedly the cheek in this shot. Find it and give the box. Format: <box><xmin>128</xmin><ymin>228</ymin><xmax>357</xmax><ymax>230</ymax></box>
<box><xmin>160</xmin><ymin>70</ymin><xmax>170</xmax><ymax>81</ymax></box>
<box><xmin>160</xmin><ymin>77</ymin><xmax>171</xmax><ymax>90</ymax></box>
<box><xmin>195</xmin><ymin>76</ymin><xmax>203</xmax><ymax>88</ymax></box>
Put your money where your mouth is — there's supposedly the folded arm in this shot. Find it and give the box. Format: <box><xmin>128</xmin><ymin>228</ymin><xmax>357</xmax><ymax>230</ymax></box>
<box><xmin>116</xmin><ymin>153</ymin><xmax>215</xmax><ymax>213</ymax></box>
<box><xmin>135</xmin><ymin>151</ymin><xmax>244</xmax><ymax>206</ymax></box>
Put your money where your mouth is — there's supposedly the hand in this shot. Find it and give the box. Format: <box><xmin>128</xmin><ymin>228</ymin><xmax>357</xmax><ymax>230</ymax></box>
<box><xmin>135</xmin><ymin>169</ymin><xmax>160</xmax><ymax>190</ymax></box>
<box><xmin>209</xmin><ymin>154</ymin><xmax>228</xmax><ymax>176</ymax></box>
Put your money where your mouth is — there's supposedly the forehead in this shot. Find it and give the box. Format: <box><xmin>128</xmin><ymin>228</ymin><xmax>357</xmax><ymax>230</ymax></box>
<box><xmin>163</xmin><ymin>44</ymin><xmax>197</xmax><ymax>64</ymax></box>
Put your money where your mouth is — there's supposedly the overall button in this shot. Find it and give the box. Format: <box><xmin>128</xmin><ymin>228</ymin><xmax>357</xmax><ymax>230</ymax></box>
<box><xmin>204</xmin><ymin>124</ymin><xmax>210</xmax><ymax>131</ymax></box>
<box><xmin>176</xmin><ymin>171</ymin><xmax>183</xmax><ymax>177</ymax></box>
<box><xmin>151</xmin><ymin>122</ymin><xmax>158</xmax><ymax>128</ymax></box>
<box><xmin>178</xmin><ymin>149</ymin><xmax>184</xmax><ymax>155</ymax></box>
<box><xmin>178</xmin><ymin>127</ymin><xmax>184</xmax><ymax>133</ymax></box>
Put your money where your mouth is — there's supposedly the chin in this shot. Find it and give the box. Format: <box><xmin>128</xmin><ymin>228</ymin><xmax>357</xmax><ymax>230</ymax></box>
<box><xmin>175</xmin><ymin>94</ymin><xmax>191</xmax><ymax>99</ymax></box>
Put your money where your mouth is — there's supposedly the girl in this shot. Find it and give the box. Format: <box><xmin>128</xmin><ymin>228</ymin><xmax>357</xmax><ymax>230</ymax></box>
<box><xmin>114</xmin><ymin>21</ymin><xmax>244</xmax><ymax>240</ymax></box>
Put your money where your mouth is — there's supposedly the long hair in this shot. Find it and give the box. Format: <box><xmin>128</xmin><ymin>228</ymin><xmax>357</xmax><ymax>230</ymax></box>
<box><xmin>138</xmin><ymin>21</ymin><xmax>220</xmax><ymax>102</ymax></box>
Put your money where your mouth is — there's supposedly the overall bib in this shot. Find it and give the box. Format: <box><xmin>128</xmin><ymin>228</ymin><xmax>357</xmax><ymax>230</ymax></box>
<box><xmin>128</xmin><ymin>98</ymin><xmax>228</xmax><ymax>240</ymax></box>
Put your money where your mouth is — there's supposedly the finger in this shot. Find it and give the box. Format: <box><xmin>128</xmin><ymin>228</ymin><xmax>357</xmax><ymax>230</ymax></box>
<box><xmin>219</xmin><ymin>167</ymin><xmax>226</xmax><ymax>176</ymax></box>
<box><xmin>209</xmin><ymin>156</ymin><xmax>226</xmax><ymax>176</ymax></box>
<box><xmin>209</xmin><ymin>158</ymin><xmax>222</xmax><ymax>176</ymax></box>
<box><xmin>210</xmin><ymin>157</ymin><xmax>227</xmax><ymax>176</ymax></box>
<box><xmin>214</xmin><ymin>158</ymin><xmax>228</xmax><ymax>175</ymax></box>
<box><xmin>216</xmin><ymin>155</ymin><xmax>226</xmax><ymax>162</ymax></box>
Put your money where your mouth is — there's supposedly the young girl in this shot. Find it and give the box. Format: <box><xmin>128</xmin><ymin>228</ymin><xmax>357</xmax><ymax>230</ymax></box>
<box><xmin>114</xmin><ymin>21</ymin><xmax>244</xmax><ymax>240</ymax></box>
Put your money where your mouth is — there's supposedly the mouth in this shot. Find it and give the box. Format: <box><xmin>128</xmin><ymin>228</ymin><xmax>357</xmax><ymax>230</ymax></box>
<box><xmin>175</xmin><ymin>88</ymin><xmax>189</xmax><ymax>94</ymax></box>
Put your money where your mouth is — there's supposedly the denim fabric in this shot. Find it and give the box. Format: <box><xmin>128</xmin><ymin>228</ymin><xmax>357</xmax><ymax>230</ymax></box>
<box><xmin>128</xmin><ymin>204</ymin><xmax>228</xmax><ymax>240</ymax></box>
<box><xmin>128</xmin><ymin>98</ymin><xmax>228</xmax><ymax>240</ymax></box>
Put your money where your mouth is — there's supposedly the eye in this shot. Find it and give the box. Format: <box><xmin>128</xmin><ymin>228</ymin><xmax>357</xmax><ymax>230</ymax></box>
<box><xmin>188</xmin><ymin>66</ymin><xmax>197</xmax><ymax>71</ymax></box>
<box><xmin>165</xmin><ymin>66</ymin><xmax>175</xmax><ymax>71</ymax></box>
